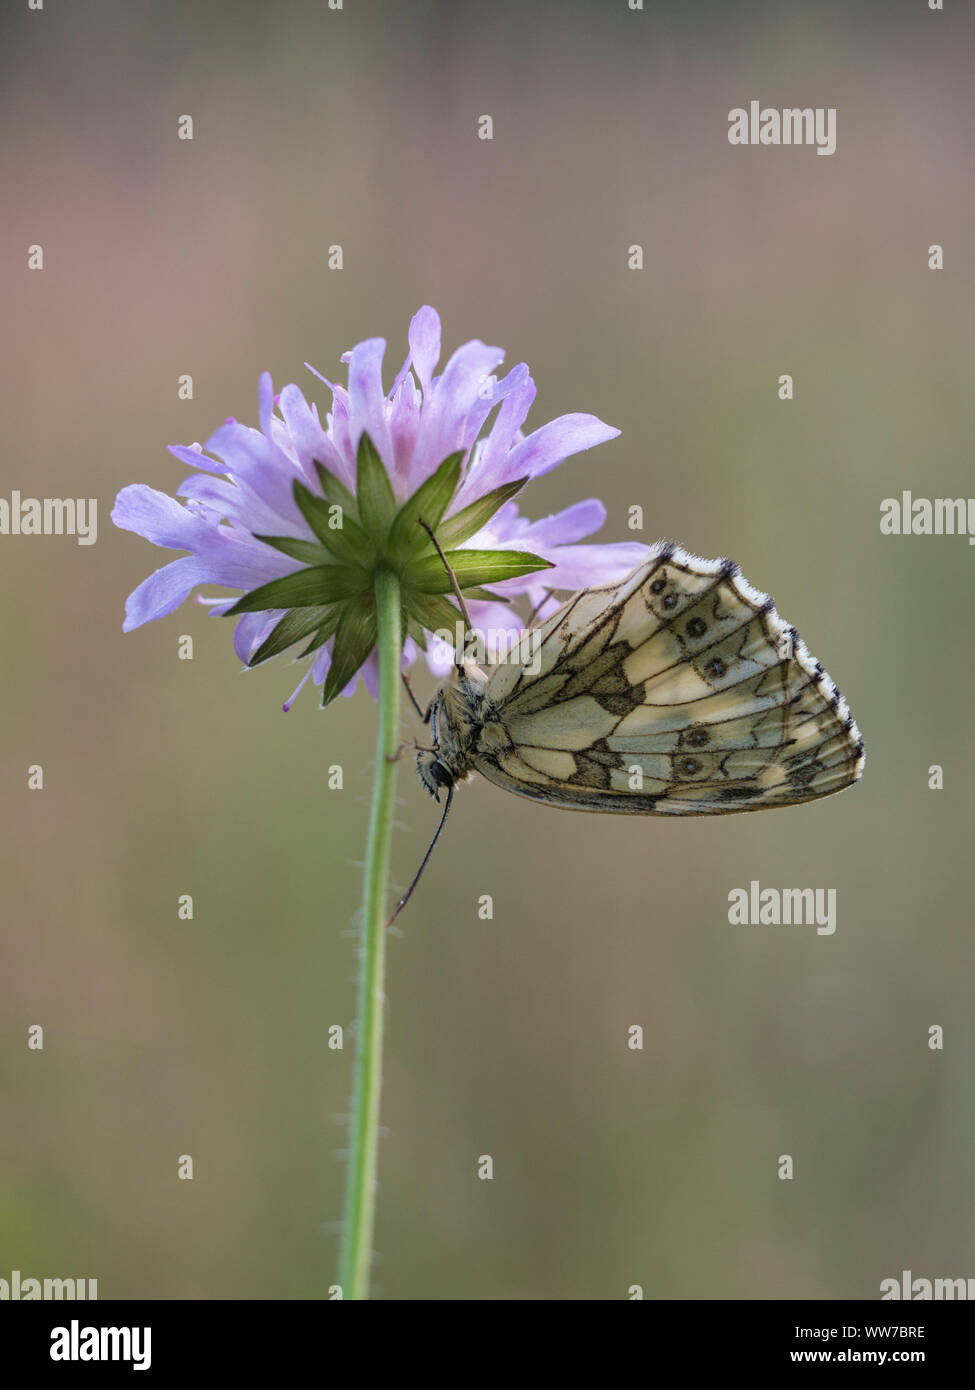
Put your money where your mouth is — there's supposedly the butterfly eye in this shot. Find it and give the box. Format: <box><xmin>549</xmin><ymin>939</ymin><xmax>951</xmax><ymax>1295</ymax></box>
<box><xmin>706</xmin><ymin>657</ymin><xmax>726</xmax><ymax>678</ymax></box>
<box><xmin>687</xmin><ymin>728</ymin><xmax>709</xmax><ymax>747</ymax></box>
<box><xmin>662</xmin><ymin>594</ymin><xmax>677</xmax><ymax>610</ymax></box>
<box><xmin>650</xmin><ymin>576</ymin><xmax>667</xmax><ymax>594</ymax></box>
<box><xmin>686</xmin><ymin>617</ymin><xmax>707</xmax><ymax>638</ymax></box>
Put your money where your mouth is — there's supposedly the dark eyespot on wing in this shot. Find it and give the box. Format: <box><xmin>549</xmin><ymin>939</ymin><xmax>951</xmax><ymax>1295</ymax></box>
<box><xmin>672</xmin><ymin>753</ymin><xmax>714</xmax><ymax>780</ymax></box>
<box><xmin>681</xmin><ymin>726</ymin><xmax>711</xmax><ymax>748</ymax></box>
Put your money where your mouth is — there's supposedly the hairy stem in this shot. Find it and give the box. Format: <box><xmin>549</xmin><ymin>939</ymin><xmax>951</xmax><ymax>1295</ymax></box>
<box><xmin>338</xmin><ymin>568</ymin><xmax>401</xmax><ymax>1299</ymax></box>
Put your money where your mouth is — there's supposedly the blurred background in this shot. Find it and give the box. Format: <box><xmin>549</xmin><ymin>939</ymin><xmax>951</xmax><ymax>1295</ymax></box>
<box><xmin>2</xmin><ymin>0</ymin><xmax>973</xmax><ymax>1299</ymax></box>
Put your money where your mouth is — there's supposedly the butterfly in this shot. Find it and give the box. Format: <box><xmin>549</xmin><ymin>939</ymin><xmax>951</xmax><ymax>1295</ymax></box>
<box><xmin>391</xmin><ymin>541</ymin><xmax>864</xmax><ymax>921</ymax></box>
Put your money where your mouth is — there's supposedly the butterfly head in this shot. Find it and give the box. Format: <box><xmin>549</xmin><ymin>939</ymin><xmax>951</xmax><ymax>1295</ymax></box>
<box><xmin>416</xmin><ymin>750</ymin><xmax>454</xmax><ymax>802</ymax></box>
<box><xmin>415</xmin><ymin>678</ymin><xmax>482</xmax><ymax>800</ymax></box>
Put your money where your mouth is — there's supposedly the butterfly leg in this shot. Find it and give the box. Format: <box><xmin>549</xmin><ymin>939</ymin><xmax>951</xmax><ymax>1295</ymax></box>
<box><xmin>401</xmin><ymin>672</ymin><xmax>434</xmax><ymax>724</ymax></box>
<box><xmin>386</xmin><ymin>732</ymin><xmax>437</xmax><ymax>763</ymax></box>
<box><xmin>386</xmin><ymin>740</ymin><xmax>416</xmax><ymax>764</ymax></box>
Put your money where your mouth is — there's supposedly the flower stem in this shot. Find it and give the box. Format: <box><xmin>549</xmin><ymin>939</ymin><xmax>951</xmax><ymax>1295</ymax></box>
<box><xmin>338</xmin><ymin>567</ymin><xmax>401</xmax><ymax>1300</ymax></box>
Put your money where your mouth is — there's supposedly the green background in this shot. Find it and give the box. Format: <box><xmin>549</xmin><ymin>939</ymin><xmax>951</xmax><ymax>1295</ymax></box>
<box><xmin>2</xmin><ymin>0</ymin><xmax>972</xmax><ymax>1299</ymax></box>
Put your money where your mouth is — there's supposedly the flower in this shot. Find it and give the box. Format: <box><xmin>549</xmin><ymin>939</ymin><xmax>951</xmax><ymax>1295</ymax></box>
<box><xmin>113</xmin><ymin>307</ymin><xmax>647</xmax><ymax>707</ymax></box>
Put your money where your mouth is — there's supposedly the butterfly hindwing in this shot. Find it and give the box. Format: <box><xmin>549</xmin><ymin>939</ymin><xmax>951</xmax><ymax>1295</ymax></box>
<box><xmin>473</xmin><ymin>544</ymin><xmax>864</xmax><ymax>815</ymax></box>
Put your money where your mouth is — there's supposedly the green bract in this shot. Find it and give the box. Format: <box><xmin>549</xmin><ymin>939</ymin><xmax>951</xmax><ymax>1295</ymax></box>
<box><xmin>225</xmin><ymin>434</ymin><xmax>552</xmax><ymax>705</ymax></box>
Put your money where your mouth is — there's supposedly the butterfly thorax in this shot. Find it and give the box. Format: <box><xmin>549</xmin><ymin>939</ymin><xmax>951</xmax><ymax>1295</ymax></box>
<box><xmin>416</xmin><ymin>659</ymin><xmax>510</xmax><ymax>798</ymax></box>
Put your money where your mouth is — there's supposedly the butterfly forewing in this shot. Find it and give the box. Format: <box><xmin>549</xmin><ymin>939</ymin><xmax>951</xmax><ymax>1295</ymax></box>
<box><xmin>474</xmin><ymin>544</ymin><xmax>864</xmax><ymax>815</ymax></box>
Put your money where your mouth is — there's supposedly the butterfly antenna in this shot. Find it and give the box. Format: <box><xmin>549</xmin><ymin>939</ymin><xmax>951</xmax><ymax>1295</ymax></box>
<box><xmin>416</xmin><ymin>517</ymin><xmax>472</xmax><ymax>669</ymax></box>
<box><xmin>386</xmin><ymin>783</ymin><xmax>454</xmax><ymax>927</ymax></box>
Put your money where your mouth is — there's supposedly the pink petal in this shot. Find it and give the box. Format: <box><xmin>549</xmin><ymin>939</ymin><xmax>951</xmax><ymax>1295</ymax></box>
<box><xmin>408</xmin><ymin>306</ymin><xmax>442</xmax><ymax>394</ymax></box>
<box><xmin>258</xmin><ymin>371</ymin><xmax>274</xmax><ymax>438</ymax></box>
<box><xmin>499</xmin><ymin>414</ymin><xmax>621</xmax><ymax>487</ymax></box>
<box><xmin>122</xmin><ymin>555</ymin><xmax>208</xmax><ymax>630</ymax></box>
<box><xmin>520</xmin><ymin>498</ymin><xmax>608</xmax><ymax>549</ymax></box>
<box><xmin>346</xmin><ymin>337</ymin><xmax>392</xmax><ymax>466</ymax></box>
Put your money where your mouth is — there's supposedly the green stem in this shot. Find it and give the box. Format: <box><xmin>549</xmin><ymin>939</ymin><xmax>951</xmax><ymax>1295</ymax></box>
<box><xmin>338</xmin><ymin>568</ymin><xmax>401</xmax><ymax>1300</ymax></box>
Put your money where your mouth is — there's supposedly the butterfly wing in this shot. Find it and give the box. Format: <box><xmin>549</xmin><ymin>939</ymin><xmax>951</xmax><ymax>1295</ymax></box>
<box><xmin>473</xmin><ymin>543</ymin><xmax>865</xmax><ymax>815</ymax></box>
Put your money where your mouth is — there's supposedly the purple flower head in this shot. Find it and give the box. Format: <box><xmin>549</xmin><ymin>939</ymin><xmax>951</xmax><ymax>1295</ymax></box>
<box><xmin>113</xmin><ymin>307</ymin><xmax>647</xmax><ymax>706</ymax></box>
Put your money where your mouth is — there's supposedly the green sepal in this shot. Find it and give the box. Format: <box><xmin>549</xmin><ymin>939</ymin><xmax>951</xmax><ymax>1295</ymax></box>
<box><xmin>405</xmin><ymin>614</ymin><xmax>428</xmax><ymax>652</ymax></box>
<box><xmin>436</xmin><ymin>477</ymin><xmax>528</xmax><ymax>550</ymax></box>
<box><xmin>403</xmin><ymin>548</ymin><xmax>554</xmax><ymax>595</ymax></box>
<box><xmin>312</xmin><ymin>462</ymin><xmax>360</xmax><ymax>524</ymax></box>
<box><xmin>293</xmin><ymin>481</ymin><xmax>374</xmax><ymax>567</ymax></box>
<box><xmin>405</xmin><ymin>590</ymin><xmax>466</xmax><ymax>638</ymax></box>
<box><xmin>463</xmin><ymin>587</ymin><xmax>514</xmax><ymax>602</ymax></box>
<box><xmin>321</xmin><ymin>598</ymin><xmax>378</xmax><ymax>706</ymax></box>
<box><xmin>225</xmin><ymin>563</ymin><xmax>370</xmax><ymax>615</ymax></box>
<box><xmin>386</xmin><ymin>451</ymin><xmax>463</xmax><ymax>561</ymax></box>
<box><xmin>297</xmin><ymin>607</ymin><xmax>341</xmax><ymax>659</ymax></box>
<box><xmin>254</xmin><ymin>534</ymin><xmax>331</xmax><ymax>566</ymax></box>
<box><xmin>247</xmin><ymin>606</ymin><xmax>334</xmax><ymax>666</ymax></box>
<box><xmin>355</xmin><ymin>434</ymin><xmax>397</xmax><ymax>545</ymax></box>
